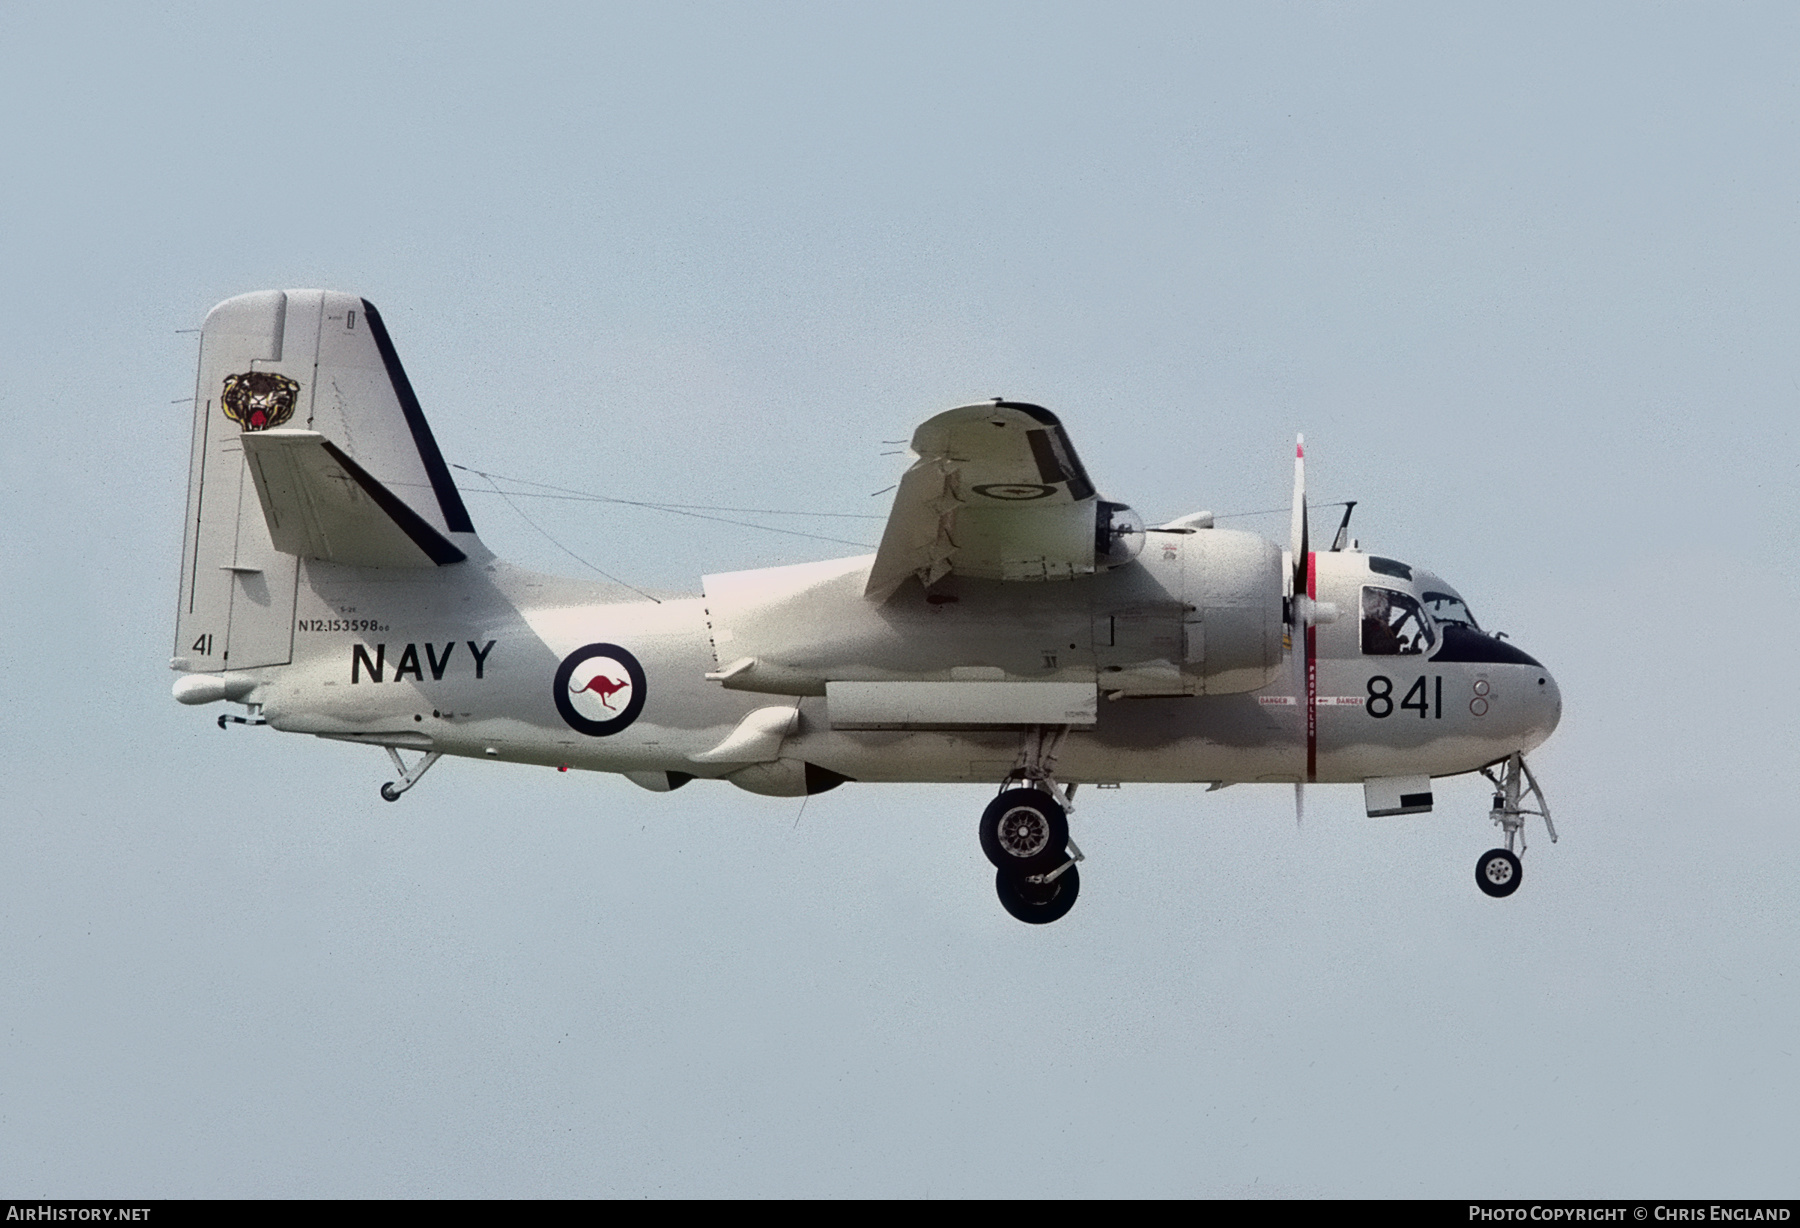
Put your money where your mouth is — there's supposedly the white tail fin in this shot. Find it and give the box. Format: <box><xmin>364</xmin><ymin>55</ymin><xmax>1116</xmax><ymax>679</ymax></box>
<box><xmin>173</xmin><ymin>290</ymin><xmax>482</xmax><ymax>673</ymax></box>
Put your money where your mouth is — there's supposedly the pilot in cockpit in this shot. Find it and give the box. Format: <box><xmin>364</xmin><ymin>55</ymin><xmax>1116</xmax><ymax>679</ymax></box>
<box><xmin>1362</xmin><ymin>586</ymin><xmax>1431</xmax><ymax>656</ymax></box>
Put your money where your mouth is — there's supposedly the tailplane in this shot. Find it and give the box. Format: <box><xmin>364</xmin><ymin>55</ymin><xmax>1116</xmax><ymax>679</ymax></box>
<box><xmin>173</xmin><ymin>290</ymin><xmax>483</xmax><ymax>673</ymax></box>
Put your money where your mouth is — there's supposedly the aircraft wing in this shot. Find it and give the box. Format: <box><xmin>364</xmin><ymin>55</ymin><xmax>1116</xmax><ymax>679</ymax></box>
<box><xmin>241</xmin><ymin>429</ymin><xmax>467</xmax><ymax>568</ymax></box>
<box><xmin>864</xmin><ymin>401</ymin><xmax>1104</xmax><ymax>599</ymax></box>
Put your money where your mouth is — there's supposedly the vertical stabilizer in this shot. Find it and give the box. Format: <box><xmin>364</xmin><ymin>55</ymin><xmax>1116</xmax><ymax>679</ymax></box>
<box><xmin>173</xmin><ymin>290</ymin><xmax>481</xmax><ymax>674</ymax></box>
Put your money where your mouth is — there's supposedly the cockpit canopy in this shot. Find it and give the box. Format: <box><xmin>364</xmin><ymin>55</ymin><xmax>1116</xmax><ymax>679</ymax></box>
<box><xmin>1357</xmin><ymin>561</ymin><xmax>1486</xmax><ymax>657</ymax></box>
<box><xmin>1359</xmin><ymin>561</ymin><xmax>1540</xmax><ymax>666</ymax></box>
<box><xmin>1408</xmin><ymin>568</ymin><xmax>1481</xmax><ymax>630</ymax></box>
<box><xmin>1421</xmin><ymin>590</ymin><xmax>1480</xmax><ymax>631</ymax></box>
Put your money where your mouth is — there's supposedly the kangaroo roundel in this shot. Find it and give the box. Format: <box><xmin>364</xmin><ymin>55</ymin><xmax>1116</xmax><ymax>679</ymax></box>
<box><xmin>554</xmin><ymin>644</ymin><xmax>647</xmax><ymax>736</ymax></box>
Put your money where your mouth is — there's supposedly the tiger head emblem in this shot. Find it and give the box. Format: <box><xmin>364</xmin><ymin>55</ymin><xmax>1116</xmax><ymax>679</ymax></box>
<box><xmin>221</xmin><ymin>371</ymin><xmax>300</xmax><ymax>431</ymax></box>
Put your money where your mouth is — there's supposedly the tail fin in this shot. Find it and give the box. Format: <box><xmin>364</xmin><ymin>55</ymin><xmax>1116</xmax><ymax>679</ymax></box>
<box><xmin>173</xmin><ymin>290</ymin><xmax>482</xmax><ymax>673</ymax></box>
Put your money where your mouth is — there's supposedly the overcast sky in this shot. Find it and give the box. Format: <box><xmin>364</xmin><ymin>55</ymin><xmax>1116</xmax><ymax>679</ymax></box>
<box><xmin>2</xmin><ymin>1</ymin><xmax>1795</xmax><ymax>1196</ymax></box>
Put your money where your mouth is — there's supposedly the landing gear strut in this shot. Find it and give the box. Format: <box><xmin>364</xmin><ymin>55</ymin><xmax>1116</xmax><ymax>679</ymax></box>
<box><xmin>1475</xmin><ymin>751</ymin><xmax>1555</xmax><ymax>899</ymax></box>
<box><xmin>379</xmin><ymin>747</ymin><xmax>442</xmax><ymax>801</ymax></box>
<box><xmin>981</xmin><ymin>726</ymin><xmax>1084</xmax><ymax>924</ymax></box>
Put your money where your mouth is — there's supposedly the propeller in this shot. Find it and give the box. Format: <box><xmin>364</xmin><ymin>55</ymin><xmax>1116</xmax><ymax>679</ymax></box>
<box><xmin>1289</xmin><ymin>435</ymin><xmax>1309</xmax><ymax>598</ymax></box>
<box><xmin>1289</xmin><ymin>435</ymin><xmax>1309</xmax><ymax>827</ymax></box>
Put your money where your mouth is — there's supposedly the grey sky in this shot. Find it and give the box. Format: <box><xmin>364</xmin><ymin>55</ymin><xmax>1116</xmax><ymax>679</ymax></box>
<box><xmin>1</xmin><ymin>1</ymin><xmax>1794</xmax><ymax>1196</ymax></box>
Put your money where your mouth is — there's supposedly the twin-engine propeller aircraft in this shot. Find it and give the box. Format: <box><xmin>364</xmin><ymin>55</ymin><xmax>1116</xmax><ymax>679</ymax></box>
<box><xmin>172</xmin><ymin>290</ymin><xmax>1562</xmax><ymax>924</ymax></box>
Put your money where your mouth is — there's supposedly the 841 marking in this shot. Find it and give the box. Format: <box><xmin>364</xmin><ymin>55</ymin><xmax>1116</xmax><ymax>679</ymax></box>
<box><xmin>1367</xmin><ymin>674</ymin><xmax>1443</xmax><ymax>719</ymax></box>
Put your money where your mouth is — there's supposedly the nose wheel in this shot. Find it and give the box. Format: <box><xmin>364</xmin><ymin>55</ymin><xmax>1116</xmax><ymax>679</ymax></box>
<box><xmin>1474</xmin><ymin>752</ymin><xmax>1555</xmax><ymax>899</ymax></box>
<box><xmin>1475</xmin><ymin>847</ymin><xmax>1522</xmax><ymax>897</ymax></box>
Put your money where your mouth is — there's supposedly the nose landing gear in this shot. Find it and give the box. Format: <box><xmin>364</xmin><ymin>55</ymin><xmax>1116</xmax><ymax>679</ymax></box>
<box><xmin>1475</xmin><ymin>751</ymin><xmax>1555</xmax><ymax>899</ymax></box>
<box><xmin>981</xmin><ymin>725</ymin><xmax>1085</xmax><ymax>924</ymax></box>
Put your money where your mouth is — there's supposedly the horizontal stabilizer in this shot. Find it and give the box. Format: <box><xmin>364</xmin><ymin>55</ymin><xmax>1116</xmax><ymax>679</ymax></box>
<box><xmin>241</xmin><ymin>430</ymin><xmax>467</xmax><ymax>568</ymax></box>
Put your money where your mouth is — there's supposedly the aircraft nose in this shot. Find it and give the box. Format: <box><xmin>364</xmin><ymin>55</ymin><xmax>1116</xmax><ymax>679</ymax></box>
<box><xmin>1525</xmin><ymin>660</ymin><xmax>1561</xmax><ymax>745</ymax></box>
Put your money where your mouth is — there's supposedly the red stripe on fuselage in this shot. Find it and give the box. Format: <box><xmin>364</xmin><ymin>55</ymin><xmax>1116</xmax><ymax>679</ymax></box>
<box><xmin>1305</xmin><ymin>552</ymin><xmax>1318</xmax><ymax>782</ymax></box>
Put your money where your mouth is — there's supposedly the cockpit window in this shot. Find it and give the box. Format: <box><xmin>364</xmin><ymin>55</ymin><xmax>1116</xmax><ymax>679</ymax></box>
<box><xmin>1362</xmin><ymin>586</ymin><xmax>1435</xmax><ymax>656</ymax></box>
<box><xmin>1421</xmin><ymin>590</ymin><xmax>1480</xmax><ymax>631</ymax></box>
<box><xmin>1369</xmin><ymin>556</ymin><xmax>1413</xmax><ymax>581</ymax></box>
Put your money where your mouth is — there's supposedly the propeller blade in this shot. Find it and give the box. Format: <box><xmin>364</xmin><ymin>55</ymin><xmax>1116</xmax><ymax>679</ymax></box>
<box><xmin>1288</xmin><ymin>434</ymin><xmax>1315</xmax><ymax>813</ymax></box>
<box><xmin>1289</xmin><ymin>434</ymin><xmax>1308</xmax><ymax>598</ymax></box>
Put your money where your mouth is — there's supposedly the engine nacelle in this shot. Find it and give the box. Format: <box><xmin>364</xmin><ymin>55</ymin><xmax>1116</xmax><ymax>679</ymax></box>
<box><xmin>1096</xmin><ymin>528</ymin><xmax>1285</xmax><ymax>697</ymax></box>
<box><xmin>1177</xmin><ymin>529</ymin><xmax>1286</xmax><ymax>694</ymax></box>
<box><xmin>699</xmin><ymin>528</ymin><xmax>1284</xmax><ymax>709</ymax></box>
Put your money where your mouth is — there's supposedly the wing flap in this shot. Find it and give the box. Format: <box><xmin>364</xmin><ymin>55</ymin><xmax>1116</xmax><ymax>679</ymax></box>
<box><xmin>241</xmin><ymin>429</ymin><xmax>467</xmax><ymax>568</ymax></box>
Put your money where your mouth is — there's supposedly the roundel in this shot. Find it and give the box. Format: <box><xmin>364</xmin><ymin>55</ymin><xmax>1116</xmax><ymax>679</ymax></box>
<box><xmin>553</xmin><ymin>643</ymin><xmax>647</xmax><ymax>736</ymax></box>
<box><xmin>972</xmin><ymin>482</ymin><xmax>1056</xmax><ymax>501</ymax></box>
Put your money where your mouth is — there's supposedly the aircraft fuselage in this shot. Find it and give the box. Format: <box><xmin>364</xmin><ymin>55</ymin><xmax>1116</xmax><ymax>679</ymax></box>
<box><xmin>246</xmin><ymin>546</ymin><xmax>1559</xmax><ymax>792</ymax></box>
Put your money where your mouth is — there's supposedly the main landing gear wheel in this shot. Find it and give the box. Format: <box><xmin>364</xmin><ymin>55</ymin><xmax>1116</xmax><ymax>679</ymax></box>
<box><xmin>995</xmin><ymin>864</ymin><xmax>1080</xmax><ymax>925</ymax></box>
<box><xmin>1476</xmin><ymin>848</ymin><xmax>1522</xmax><ymax>898</ymax></box>
<box><xmin>980</xmin><ymin>789</ymin><xmax>1069</xmax><ymax>876</ymax></box>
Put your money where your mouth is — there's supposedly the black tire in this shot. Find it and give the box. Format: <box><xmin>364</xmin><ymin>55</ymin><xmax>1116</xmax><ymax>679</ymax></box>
<box><xmin>979</xmin><ymin>789</ymin><xmax>1069</xmax><ymax>875</ymax></box>
<box><xmin>1475</xmin><ymin>848</ymin><xmax>1522</xmax><ymax>898</ymax></box>
<box><xmin>379</xmin><ymin>782</ymin><xmax>401</xmax><ymax>802</ymax></box>
<box><xmin>995</xmin><ymin>865</ymin><xmax>1080</xmax><ymax>925</ymax></box>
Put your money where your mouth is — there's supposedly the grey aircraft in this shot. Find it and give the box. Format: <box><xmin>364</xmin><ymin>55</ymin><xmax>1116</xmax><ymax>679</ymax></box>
<box><xmin>171</xmin><ymin>290</ymin><xmax>1562</xmax><ymax>924</ymax></box>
